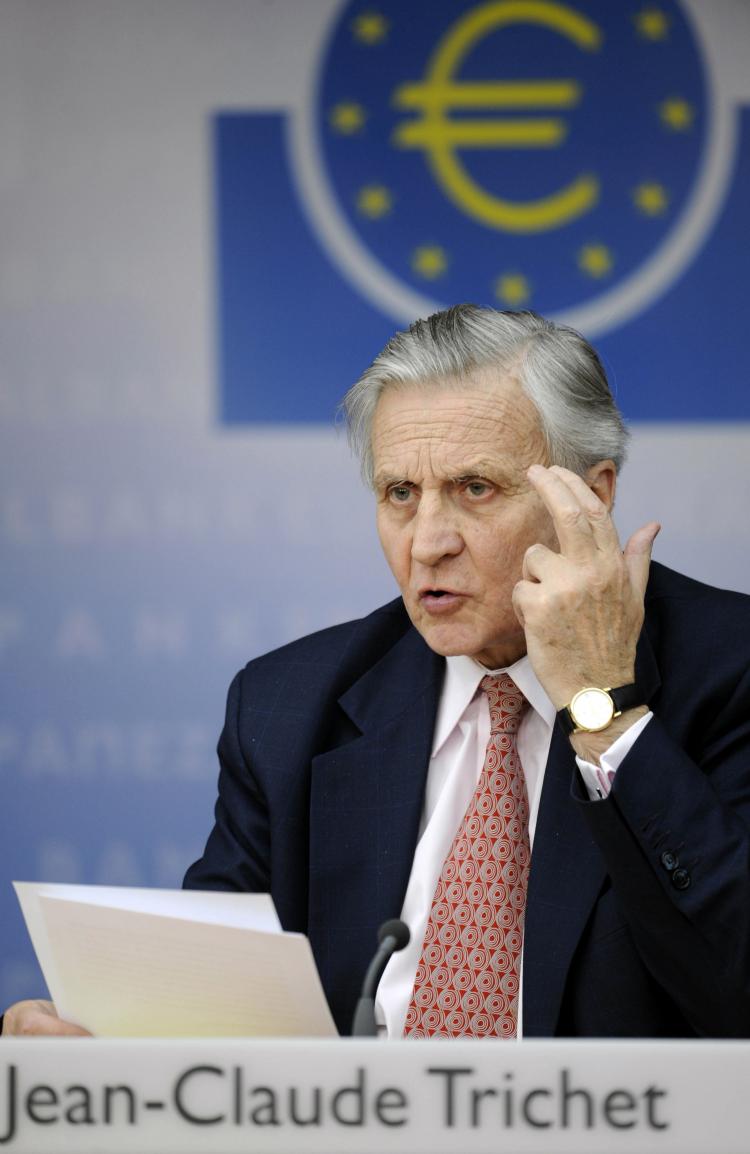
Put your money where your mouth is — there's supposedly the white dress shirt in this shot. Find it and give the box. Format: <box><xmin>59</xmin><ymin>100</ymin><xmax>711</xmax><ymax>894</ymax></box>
<box><xmin>375</xmin><ymin>655</ymin><xmax>652</xmax><ymax>1038</ymax></box>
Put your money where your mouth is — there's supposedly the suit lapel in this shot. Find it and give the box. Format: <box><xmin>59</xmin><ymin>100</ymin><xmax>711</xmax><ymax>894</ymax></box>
<box><xmin>307</xmin><ymin>626</ymin><xmax>443</xmax><ymax>1030</ymax></box>
<box><xmin>522</xmin><ymin>723</ymin><xmax>605</xmax><ymax>1035</ymax></box>
<box><xmin>523</xmin><ymin>624</ymin><xmax>663</xmax><ymax>1035</ymax></box>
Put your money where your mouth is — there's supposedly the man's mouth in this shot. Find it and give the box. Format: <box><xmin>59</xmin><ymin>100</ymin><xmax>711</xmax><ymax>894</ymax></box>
<box><xmin>419</xmin><ymin>588</ymin><xmax>465</xmax><ymax>614</ymax></box>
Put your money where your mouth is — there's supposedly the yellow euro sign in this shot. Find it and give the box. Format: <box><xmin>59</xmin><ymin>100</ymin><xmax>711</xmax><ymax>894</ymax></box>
<box><xmin>392</xmin><ymin>0</ymin><xmax>602</xmax><ymax>233</ymax></box>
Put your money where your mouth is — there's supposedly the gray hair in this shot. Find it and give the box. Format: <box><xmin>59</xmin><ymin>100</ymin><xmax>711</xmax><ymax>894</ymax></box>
<box><xmin>341</xmin><ymin>305</ymin><xmax>629</xmax><ymax>486</ymax></box>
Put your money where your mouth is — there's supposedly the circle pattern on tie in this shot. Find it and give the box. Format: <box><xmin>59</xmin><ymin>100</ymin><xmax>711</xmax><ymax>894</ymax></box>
<box><xmin>404</xmin><ymin>674</ymin><xmax>529</xmax><ymax>1038</ymax></box>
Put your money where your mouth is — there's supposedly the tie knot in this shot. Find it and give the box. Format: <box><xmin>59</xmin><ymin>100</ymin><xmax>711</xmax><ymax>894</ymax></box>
<box><xmin>480</xmin><ymin>674</ymin><xmax>528</xmax><ymax>734</ymax></box>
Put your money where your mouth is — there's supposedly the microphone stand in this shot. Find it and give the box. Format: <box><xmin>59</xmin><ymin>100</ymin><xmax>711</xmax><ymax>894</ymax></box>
<box><xmin>351</xmin><ymin>919</ymin><xmax>410</xmax><ymax>1037</ymax></box>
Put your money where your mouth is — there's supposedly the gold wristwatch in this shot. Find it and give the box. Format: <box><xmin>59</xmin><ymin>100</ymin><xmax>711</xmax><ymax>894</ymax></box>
<box><xmin>557</xmin><ymin>684</ymin><xmax>644</xmax><ymax>735</ymax></box>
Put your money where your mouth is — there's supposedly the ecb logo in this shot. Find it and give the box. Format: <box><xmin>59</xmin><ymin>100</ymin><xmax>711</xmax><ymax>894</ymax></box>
<box><xmin>289</xmin><ymin>0</ymin><xmax>734</xmax><ymax>336</ymax></box>
<box><xmin>216</xmin><ymin>0</ymin><xmax>741</xmax><ymax>422</ymax></box>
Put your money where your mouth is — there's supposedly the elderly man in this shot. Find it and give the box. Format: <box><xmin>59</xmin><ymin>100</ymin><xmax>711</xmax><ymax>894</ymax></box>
<box><xmin>5</xmin><ymin>306</ymin><xmax>750</xmax><ymax>1039</ymax></box>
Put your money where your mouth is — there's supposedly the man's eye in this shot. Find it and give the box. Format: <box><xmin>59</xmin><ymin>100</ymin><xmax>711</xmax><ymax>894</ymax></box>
<box><xmin>389</xmin><ymin>485</ymin><xmax>413</xmax><ymax>503</ymax></box>
<box><xmin>466</xmin><ymin>481</ymin><xmax>491</xmax><ymax>497</ymax></box>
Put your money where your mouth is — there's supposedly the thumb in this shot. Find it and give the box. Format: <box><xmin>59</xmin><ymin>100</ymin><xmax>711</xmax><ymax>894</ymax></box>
<box><xmin>624</xmin><ymin>521</ymin><xmax>660</xmax><ymax>595</ymax></box>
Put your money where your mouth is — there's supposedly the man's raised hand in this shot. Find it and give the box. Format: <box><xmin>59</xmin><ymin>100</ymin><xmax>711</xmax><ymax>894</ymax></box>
<box><xmin>513</xmin><ymin>463</ymin><xmax>660</xmax><ymax>714</ymax></box>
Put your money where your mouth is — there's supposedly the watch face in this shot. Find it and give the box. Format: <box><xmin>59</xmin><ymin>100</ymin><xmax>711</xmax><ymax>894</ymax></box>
<box><xmin>570</xmin><ymin>688</ymin><xmax>615</xmax><ymax>732</ymax></box>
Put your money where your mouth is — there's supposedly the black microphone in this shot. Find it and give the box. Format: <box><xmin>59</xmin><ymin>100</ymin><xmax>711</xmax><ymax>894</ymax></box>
<box><xmin>351</xmin><ymin>918</ymin><xmax>410</xmax><ymax>1037</ymax></box>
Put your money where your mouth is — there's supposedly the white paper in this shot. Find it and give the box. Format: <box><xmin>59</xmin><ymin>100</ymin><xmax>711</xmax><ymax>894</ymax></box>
<box><xmin>14</xmin><ymin>882</ymin><xmax>337</xmax><ymax>1038</ymax></box>
<box><xmin>15</xmin><ymin>882</ymin><xmax>282</xmax><ymax>930</ymax></box>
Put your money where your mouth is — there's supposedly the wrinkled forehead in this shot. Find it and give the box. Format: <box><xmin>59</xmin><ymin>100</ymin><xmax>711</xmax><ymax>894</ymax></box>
<box><xmin>371</xmin><ymin>370</ymin><xmax>546</xmax><ymax>482</ymax></box>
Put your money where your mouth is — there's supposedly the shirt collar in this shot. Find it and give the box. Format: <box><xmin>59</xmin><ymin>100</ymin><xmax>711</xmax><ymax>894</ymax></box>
<box><xmin>431</xmin><ymin>653</ymin><xmax>556</xmax><ymax>757</ymax></box>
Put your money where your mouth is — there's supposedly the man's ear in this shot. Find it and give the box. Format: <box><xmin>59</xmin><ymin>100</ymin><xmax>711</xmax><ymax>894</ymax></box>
<box><xmin>586</xmin><ymin>460</ymin><xmax>617</xmax><ymax>511</ymax></box>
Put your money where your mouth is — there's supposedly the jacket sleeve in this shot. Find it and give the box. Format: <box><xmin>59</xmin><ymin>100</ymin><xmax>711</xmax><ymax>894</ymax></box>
<box><xmin>575</xmin><ymin>660</ymin><xmax>750</xmax><ymax>1037</ymax></box>
<box><xmin>183</xmin><ymin>670</ymin><xmax>272</xmax><ymax>894</ymax></box>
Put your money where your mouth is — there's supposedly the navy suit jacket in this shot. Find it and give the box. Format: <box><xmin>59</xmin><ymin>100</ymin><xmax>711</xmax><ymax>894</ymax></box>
<box><xmin>185</xmin><ymin>563</ymin><xmax>750</xmax><ymax>1038</ymax></box>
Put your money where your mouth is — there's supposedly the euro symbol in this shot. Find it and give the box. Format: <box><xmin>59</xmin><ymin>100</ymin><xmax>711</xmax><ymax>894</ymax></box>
<box><xmin>392</xmin><ymin>0</ymin><xmax>602</xmax><ymax>233</ymax></box>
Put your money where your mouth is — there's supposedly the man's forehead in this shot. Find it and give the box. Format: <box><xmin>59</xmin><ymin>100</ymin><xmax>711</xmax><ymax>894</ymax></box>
<box><xmin>371</xmin><ymin>373</ymin><xmax>543</xmax><ymax>478</ymax></box>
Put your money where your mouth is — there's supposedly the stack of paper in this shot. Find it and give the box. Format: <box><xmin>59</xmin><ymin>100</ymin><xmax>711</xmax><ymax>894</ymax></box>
<box><xmin>14</xmin><ymin>882</ymin><xmax>337</xmax><ymax>1038</ymax></box>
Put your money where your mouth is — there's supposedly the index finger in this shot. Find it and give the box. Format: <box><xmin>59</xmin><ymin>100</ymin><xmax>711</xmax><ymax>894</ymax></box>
<box><xmin>547</xmin><ymin>465</ymin><xmax>622</xmax><ymax>553</ymax></box>
<box><xmin>527</xmin><ymin>464</ymin><xmax>598</xmax><ymax>559</ymax></box>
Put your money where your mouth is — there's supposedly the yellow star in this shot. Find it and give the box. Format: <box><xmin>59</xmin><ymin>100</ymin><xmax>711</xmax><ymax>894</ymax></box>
<box><xmin>494</xmin><ymin>273</ymin><xmax>531</xmax><ymax>307</ymax></box>
<box><xmin>659</xmin><ymin>98</ymin><xmax>694</xmax><ymax>131</ymax></box>
<box><xmin>635</xmin><ymin>7</ymin><xmax>670</xmax><ymax>40</ymax></box>
<box><xmin>329</xmin><ymin>102</ymin><xmax>366</xmax><ymax>135</ymax></box>
<box><xmin>578</xmin><ymin>244</ymin><xmax>613</xmax><ymax>278</ymax></box>
<box><xmin>356</xmin><ymin>185</ymin><xmax>393</xmax><ymax>219</ymax></box>
<box><xmin>352</xmin><ymin>11</ymin><xmax>389</xmax><ymax>45</ymax></box>
<box><xmin>412</xmin><ymin>245</ymin><xmax>448</xmax><ymax>279</ymax></box>
<box><xmin>633</xmin><ymin>181</ymin><xmax>669</xmax><ymax>216</ymax></box>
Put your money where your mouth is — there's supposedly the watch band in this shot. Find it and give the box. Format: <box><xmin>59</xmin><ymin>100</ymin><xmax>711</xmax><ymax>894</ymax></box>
<box><xmin>557</xmin><ymin>683</ymin><xmax>645</xmax><ymax>735</ymax></box>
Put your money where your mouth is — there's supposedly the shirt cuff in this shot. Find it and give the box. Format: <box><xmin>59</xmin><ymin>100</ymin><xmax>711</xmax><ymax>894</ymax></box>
<box><xmin>576</xmin><ymin>712</ymin><xmax>653</xmax><ymax>800</ymax></box>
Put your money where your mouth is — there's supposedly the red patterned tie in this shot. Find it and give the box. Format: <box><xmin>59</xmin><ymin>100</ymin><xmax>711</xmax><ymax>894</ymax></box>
<box><xmin>404</xmin><ymin>674</ymin><xmax>530</xmax><ymax>1038</ymax></box>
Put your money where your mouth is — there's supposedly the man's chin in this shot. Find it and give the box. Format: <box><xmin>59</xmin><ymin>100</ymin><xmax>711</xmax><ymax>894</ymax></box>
<box><xmin>410</xmin><ymin>616</ymin><xmax>483</xmax><ymax>660</ymax></box>
<box><xmin>408</xmin><ymin>611</ymin><xmax>525</xmax><ymax>667</ymax></box>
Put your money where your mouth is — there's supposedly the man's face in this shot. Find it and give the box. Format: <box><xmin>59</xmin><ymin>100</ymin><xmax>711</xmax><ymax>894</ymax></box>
<box><xmin>372</xmin><ymin>370</ymin><xmax>558</xmax><ymax>668</ymax></box>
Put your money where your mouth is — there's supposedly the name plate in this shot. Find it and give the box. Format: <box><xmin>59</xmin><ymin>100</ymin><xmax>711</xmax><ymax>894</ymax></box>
<box><xmin>1</xmin><ymin>1038</ymin><xmax>748</xmax><ymax>1152</ymax></box>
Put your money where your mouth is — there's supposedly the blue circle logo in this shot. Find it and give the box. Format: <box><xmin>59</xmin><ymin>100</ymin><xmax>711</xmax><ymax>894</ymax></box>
<box><xmin>290</xmin><ymin>1</ymin><xmax>733</xmax><ymax>335</ymax></box>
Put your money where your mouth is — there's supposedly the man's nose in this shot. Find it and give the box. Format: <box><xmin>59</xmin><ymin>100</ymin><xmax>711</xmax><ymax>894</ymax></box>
<box><xmin>410</xmin><ymin>496</ymin><xmax>463</xmax><ymax>566</ymax></box>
